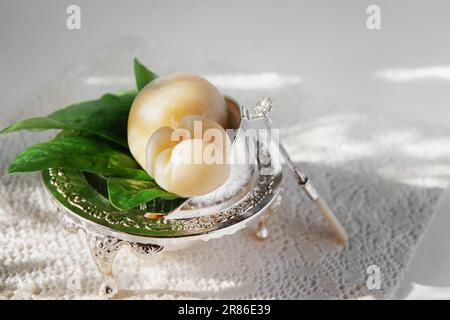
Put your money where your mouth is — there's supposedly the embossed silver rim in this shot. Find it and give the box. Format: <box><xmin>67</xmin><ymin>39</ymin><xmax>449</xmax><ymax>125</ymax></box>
<box><xmin>43</xmin><ymin>137</ymin><xmax>282</xmax><ymax>244</ymax></box>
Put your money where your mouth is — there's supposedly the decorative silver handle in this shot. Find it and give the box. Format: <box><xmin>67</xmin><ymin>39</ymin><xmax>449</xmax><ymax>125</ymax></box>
<box><xmin>249</xmin><ymin>97</ymin><xmax>348</xmax><ymax>245</ymax></box>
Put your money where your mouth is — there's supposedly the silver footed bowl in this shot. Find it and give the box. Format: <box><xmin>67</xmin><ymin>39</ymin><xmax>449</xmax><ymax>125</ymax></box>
<box><xmin>40</xmin><ymin>97</ymin><xmax>283</xmax><ymax>298</ymax></box>
<box><xmin>42</xmin><ymin>97</ymin><xmax>283</xmax><ymax>244</ymax></box>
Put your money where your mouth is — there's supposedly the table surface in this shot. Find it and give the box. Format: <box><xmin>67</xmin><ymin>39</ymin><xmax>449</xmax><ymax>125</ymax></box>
<box><xmin>1</xmin><ymin>0</ymin><xmax>450</xmax><ymax>299</ymax></box>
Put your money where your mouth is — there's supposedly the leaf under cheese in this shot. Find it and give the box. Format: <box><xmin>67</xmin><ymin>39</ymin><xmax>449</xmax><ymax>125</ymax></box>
<box><xmin>107</xmin><ymin>177</ymin><xmax>181</xmax><ymax>210</ymax></box>
<box><xmin>8</xmin><ymin>135</ymin><xmax>152</xmax><ymax>180</ymax></box>
<box><xmin>134</xmin><ymin>58</ymin><xmax>158</xmax><ymax>91</ymax></box>
<box><xmin>1</xmin><ymin>92</ymin><xmax>136</xmax><ymax>147</ymax></box>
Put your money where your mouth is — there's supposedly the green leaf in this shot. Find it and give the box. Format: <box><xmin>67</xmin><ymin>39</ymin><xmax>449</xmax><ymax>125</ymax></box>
<box><xmin>8</xmin><ymin>135</ymin><xmax>152</xmax><ymax>180</ymax></box>
<box><xmin>107</xmin><ymin>177</ymin><xmax>181</xmax><ymax>210</ymax></box>
<box><xmin>134</xmin><ymin>58</ymin><xmax>158</xmax><ymax>91</ymax></box>
<box><xmin>0</xmin><ymin>92</ymin><xmax>136</xmax><ymax>147</ymax></box>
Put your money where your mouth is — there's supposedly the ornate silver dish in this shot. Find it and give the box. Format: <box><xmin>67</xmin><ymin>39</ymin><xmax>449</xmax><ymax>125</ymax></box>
<box><xmin>42</xmin><ymin>97</ymin><xmax>284</xmax><ymax>298</ymax></box>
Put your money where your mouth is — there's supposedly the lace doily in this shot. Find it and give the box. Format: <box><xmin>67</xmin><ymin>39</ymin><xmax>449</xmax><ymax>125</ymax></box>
<box><xmin>0</xmin><ymin>39</ymin><xmax>446</xmax><ymax>299</ymax></box>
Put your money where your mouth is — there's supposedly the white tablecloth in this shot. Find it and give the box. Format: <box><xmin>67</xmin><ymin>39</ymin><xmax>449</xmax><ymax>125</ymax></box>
<box><xmin>0</xmin><ymin>41</ymin><xmax>447</xmax><ymax>299</ymax></box>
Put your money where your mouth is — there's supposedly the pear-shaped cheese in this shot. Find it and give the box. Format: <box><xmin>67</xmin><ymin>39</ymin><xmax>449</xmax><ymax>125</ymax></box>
<box><xmin>127</xmin><ymin>73</ymin><xmax>229</xmax><ymax>170</ymax></box>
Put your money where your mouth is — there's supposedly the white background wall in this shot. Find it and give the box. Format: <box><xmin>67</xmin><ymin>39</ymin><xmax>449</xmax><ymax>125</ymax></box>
<box><xmin>2</xmin><ymin>0</ymin><xmax>450</xmax><ymax>119</ymax></box>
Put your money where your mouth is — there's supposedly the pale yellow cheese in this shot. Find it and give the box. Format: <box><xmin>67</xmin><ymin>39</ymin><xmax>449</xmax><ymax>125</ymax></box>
<box><xmin>127</xmin><ymin>73</ymin><xmax>231</xmax><ymax>197</ymax></box>
<box><xmin>127</xmin><ymin>73</ymin><xmax>229</xmax><ymax>170</ymax></box>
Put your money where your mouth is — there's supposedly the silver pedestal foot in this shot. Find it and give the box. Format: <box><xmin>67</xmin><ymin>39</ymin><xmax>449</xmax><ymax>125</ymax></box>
<box><xmin>255</xmin><ymin>216</ymin><xmax>270</xmax><ymax>240</ymax></box>
<box><xmin>255</xmin><ymin>193</ymin><xmax>282</xmax><ymax>241</ymax></box>
<box><xmin>85</xmin><ymin>232</ymin><xmax>124</xmax><ymax>299</ymax></box>
<box><xmin>99</xmin><ymin>275</ymin><xmax>118</xmax><ymax>299</ymax></box>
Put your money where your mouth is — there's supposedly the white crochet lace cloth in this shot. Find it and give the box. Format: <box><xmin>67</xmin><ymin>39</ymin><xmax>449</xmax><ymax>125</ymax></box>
<box><xmin>0</xmin><ymin>40</ymin><xmax>446</xmax><ymax>299</ymax></box>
